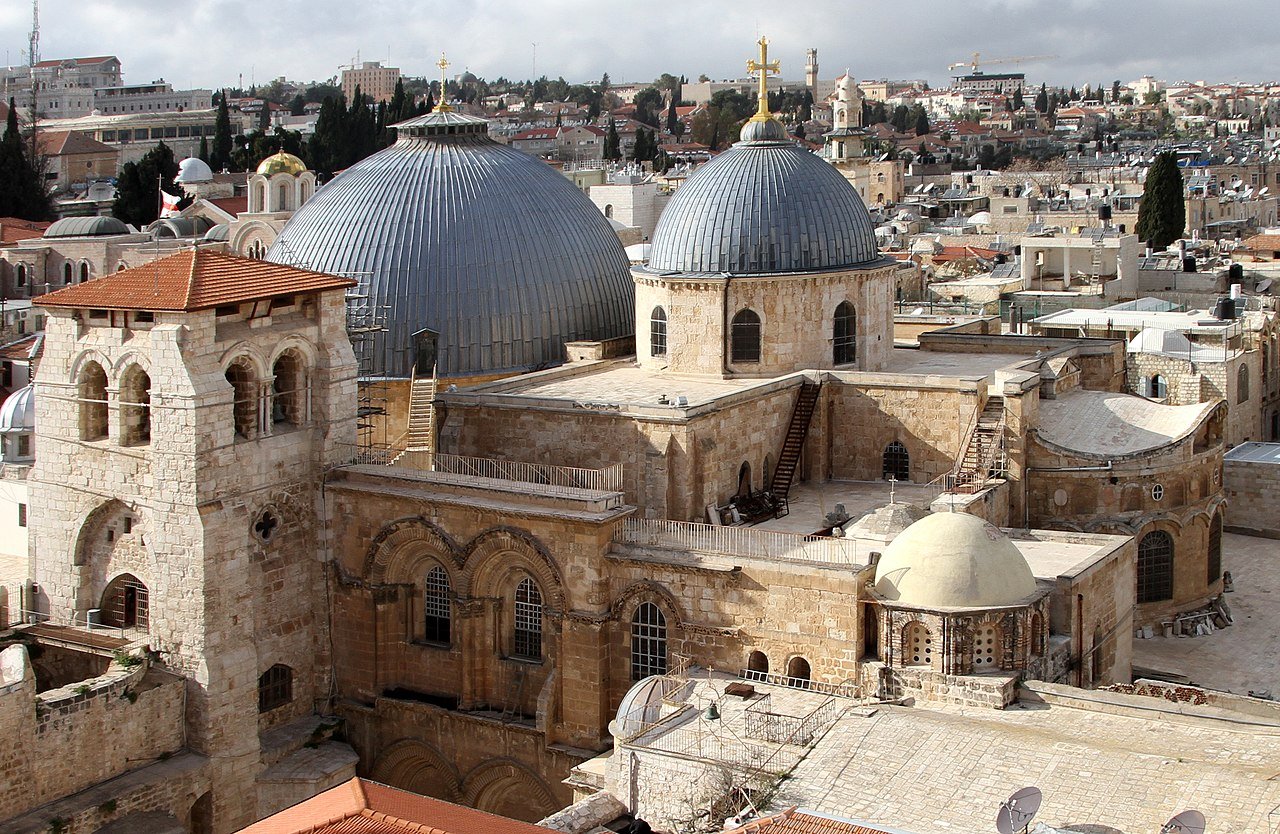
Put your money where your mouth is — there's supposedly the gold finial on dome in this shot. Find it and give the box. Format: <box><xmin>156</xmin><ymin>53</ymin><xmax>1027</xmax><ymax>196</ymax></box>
<box><xmin>746</xmin><ymin>36</ymin><xmax>781</xmax><ymax>123</ymax></box>
<box><xmin>434</xmin><ymin>53</ymin><xmax>453</xmax><ymax>113</ymax></box>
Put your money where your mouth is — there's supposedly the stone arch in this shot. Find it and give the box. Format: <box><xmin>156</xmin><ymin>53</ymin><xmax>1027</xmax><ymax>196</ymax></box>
<box><xmin>218</xmin><ymin>342</ymin><xmax>270</xmax><ymax>378</ymax></box>
<box><xmin>371</xmin><ymin>740</ymin><xmax>463</xmax><ymax>803</ymax></box>
<box><xmin>785</xmin><ymin>655</ymin><xmax>811</xmax><ymax>687</ymax></box>
<box><xmin>902</xmin><ymin>620</ymin><xmax>934</xmax><ymax>667</ymax></box>
<box><xmin>77</xmin><ymin>358</ymin><xmax>110</xmax><ymax>441</ymax></box>
<box><xmin>223</xmin><ymin>353</ymin><xmax>263</xmax><ymax>439</ymax></box>
<box><xmin>832</xmin><ymin>300</ymin><xmax>857</xmax><ymax>365</ymax></box>
<box><xmin>363</xmin><ymin>517</ymin><xmax>463</xmax><ymax>583</ymax></box>
<box><xmin>271</xmin><ymin>347</ymin><xmax>308</xmax><ymax>427</ymax></box>
<box><xmin>118</xmin><ymin>362</ymin><xmax>152</xmax><ymax>447</ymax></box>
<box><xmin>464</xmin><ymin>527</ymin><xmax>564</xmax><ymax>612</ymax></box>
<box><xmin>69</xmin><ymin>349</ymin><xmax>116</xmax><ymax>386</ymax></box>
<box><xmin>747</xmin><ymin>650</ymin><xmax>769</xmax><ymax>674</ymax></box>
<box><xmin>609</xmin><ymin>580</ymin><xmax>689</xmax><ymax>630</ymax></box>
<box><xmin>230</xmin><ymin>220</ymin><xmax>278</xmax><ymax>257</ymax></box>
<box><xmin>462</xmin><ymin>758</ymin><xmax>559</xmax><ymax>823</ymax></box>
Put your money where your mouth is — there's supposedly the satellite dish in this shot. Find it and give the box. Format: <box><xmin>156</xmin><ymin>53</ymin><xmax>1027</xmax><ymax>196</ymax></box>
<box><xmin>995</xmin><ymin>787</ymin><xmax>1042</xmax><ymax>834</ymax></box>
<box><xmin>1260</xmin><ymin>187</ymin><xmax>1270</xmax><ymax>196</ymax></box>
<box><xmin>1160</xmin><ymin>810</ymin><xmax>1206</xmax><ymax>834</ymax></box>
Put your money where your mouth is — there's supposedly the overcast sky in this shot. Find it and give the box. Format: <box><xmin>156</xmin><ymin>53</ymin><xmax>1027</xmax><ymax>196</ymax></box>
<box><xmin>1</xmin><ymin>0</ymin><xmax>1276</xmax><ymax>93</ymax></box>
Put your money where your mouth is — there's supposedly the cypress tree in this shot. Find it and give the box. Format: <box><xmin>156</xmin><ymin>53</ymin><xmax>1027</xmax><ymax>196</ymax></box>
<box><xmin>666</xmin><ymin>95</ymin><xmax>678</xmax><ymax>135</ymax></box>
<box><xmin>604</xmin><ymin>119</ymin><xmax>621</xmax><ymax>161</ymax></box>
<box><xmin>1136</xmin><ymin>151</ymin><xmax>1186</xmax><ymax>251</ymax></box>
<box><xmin>112</xmin><ymin>141</ymin><xmax>179</xmax><ymax>227</ymax></box>
<box><xmin>389</xmin><ymin>78</ymin><xmax>408</xmax><ymax>123</ymax></box>
<box><xmin>212</xmin><ymin>91</ymin><xmax>233</xmax><ymax>171</ymax></box>
<box><xmin>0</xmin><ymin>97</ymin><xmax>51</xmax><ymax>221</ymax></box>
<box><xmin>1013</xmin><ymin>88</ymin><xmax>1024</xmax><ymax>110</ymax></box>
<box><xmin>198</xmin><ymin>136</ymin><xmax>210</xmax><ymax>164</ymax></box>
<box><xmin>914</xmin><ymin>108</ymin><xmax>930</xmax><ymax>136</ymax></box>
<box><xmin>1034</xmin><ymin>83</ymin><xmax>1048</xmax><ymax>113</ymax></box>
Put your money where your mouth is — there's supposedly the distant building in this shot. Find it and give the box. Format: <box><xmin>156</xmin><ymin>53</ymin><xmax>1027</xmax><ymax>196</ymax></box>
<box><xmin>952</xmin><ymin>71</ymin><xmax>1025</xmax><ymax>95</ymax></box>
<box><xmin>93</xmin><ymin>80</ymin><xmax>212</xmax><ymax>115</ymax></box>
<box><xmin>35</xmin><ymin>130</ymin><xmax>118</xmax><ymax>194</ymax></box>
<box><xmin>38</xmin><ymin>109</ymin><xmax>222</xmax><ymax>166</ymax></box>
<box><xmin>0</xmin><ymin>56</ymin><xmax>122</xmax><ymax>119</ymax></box>
<box><xmin>341</xmin><ymin>61</ymin><xmax>400</xmax><ymax>104</ymax></box>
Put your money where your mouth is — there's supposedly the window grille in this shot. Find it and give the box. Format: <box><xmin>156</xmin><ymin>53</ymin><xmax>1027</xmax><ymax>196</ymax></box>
<box><xmin>833</xmin><ymin>302</ymin><xmax>857</xmax><ymax>365</ymax></box>
<box><xmin>731</xmin><ymin>309</ymin><xmax>761</xmax><ymax>363</ymax></box>
<box><xmin>1137</xmin><ymin>531</ymin><xmax>1174</xmax><ymax>603</ymax></box>
<box><xmin>883</xmin><ymin>441</ymin><xmax>909</xmax><ymax>481</ymax></box>
<box><xmin>630</xmin><ymin>602</ymin><xmax>667</xmax><ymax>680</ymax></box>
<box><xmin>424</xmin><ymin>565</ymin><xmax>451</xmax><ymax>644</ymax></box>
<box><xmin>258</xmin><ymin>664</ymin><xmax>292</xmax><ymax>712</ymax></box>
<box><xmin>650</xmin><ymin>307</ymin><xmax>667</xmax><ymax>357</ymax></box>
<box><xmin>513</xmin><ymin>577</ymin><xmax>543</xmax><ymax>660</ymax></box>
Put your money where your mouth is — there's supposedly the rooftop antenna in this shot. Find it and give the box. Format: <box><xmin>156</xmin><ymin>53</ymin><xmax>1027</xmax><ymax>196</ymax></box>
<box><xmin>1160</xmin><ymin>810</ymin><xmax>1206</xmax><ymax>834</ymax></box>
<box><xmin>26</xmin><ymin>0</ymin><xmax>38</xmax><ymax>158</ymax></box>
<box><xmin>995</xmin><ymin>786</ymin><xmax>1042</xmax><ymax>834</ymax></box>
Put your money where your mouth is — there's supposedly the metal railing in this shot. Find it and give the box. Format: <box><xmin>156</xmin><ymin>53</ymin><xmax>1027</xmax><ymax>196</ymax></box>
<box><xmin>341</xmin><ymin>448</ymin><xmax>624</xmax><ymax>498</ymax></box>
<box><xmin>614</xmin><ymin>518</ymin><xmax>858</xmax><ymax>565</ymax></box>
<box><xmin>744</xmin><ymin>694</ymin><xmax>842</xmax><ymax>746</ymax></box>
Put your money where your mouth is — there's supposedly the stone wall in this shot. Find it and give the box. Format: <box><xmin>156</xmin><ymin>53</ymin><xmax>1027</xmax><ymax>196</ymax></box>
<box><xmin>1126</xmin><ymin>349</ymin><xmax>1259</xmax><ymax>446</ymax></box>
<box><xmin>0</xmin><ymin>645</ymin><xmax>186</xmax><ymax>823</ymax></box>
<box><xmin>1224</xmin><ymin>455</ymin><xmax>1280</xmax><ymax>537</ymax></box>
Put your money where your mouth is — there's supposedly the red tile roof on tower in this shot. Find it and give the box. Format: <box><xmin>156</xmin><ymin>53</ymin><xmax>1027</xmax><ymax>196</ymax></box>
<box><xmin>237</xmin><ymin>778</ymin><xmax>557</xmax><ymax>834</ymax></box>
<box><xmin>724</xmin><ymin>807</ymin><xmax>899</xmax><ymax>834</ymax></box>
<box><xmin>36</xmin><ymin>249</ymin><xmax>355</xmax><ymax>312</ymax></box>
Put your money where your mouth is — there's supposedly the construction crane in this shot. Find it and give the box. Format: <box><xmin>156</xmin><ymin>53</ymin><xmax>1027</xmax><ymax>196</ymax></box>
<box><xmin>948</xmin><ymin>52</ymin><xmax>1057</xmax><ymax>75</ymax></box>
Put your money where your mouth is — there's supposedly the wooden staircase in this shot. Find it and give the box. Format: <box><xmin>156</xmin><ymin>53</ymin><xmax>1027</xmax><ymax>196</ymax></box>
<box><xmin>392</xmin><ymin>372</ymin><xmax>437</xmax><ymax>464</ymax></box>
<box><xmin>768</xmin><ymin>382</ymin><xmax>822</xmax><ymax>500</ymax></box>
<box><xmin>952</xmin><ymin>397</ymin><xmax>1006</xmax><ymax>494</ymax></box>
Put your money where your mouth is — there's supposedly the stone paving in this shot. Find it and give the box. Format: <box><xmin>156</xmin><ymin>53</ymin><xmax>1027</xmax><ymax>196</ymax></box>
<box><xmin>1133</xmin><ymin>532</ymin><xmax>1280</xmax><ymax>697</ymax></box>
<box><xmin>490</xmin><ymin>364</ymin><xmax>766</xmax><ymax>407</ymax></box>
<box><xmin>776</xmin><ymin>698</ymin><xmax>1280</xmax><ymax>834</ymax></box>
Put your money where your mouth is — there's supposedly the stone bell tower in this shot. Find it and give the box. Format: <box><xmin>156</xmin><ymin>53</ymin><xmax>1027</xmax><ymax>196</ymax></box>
<box><xmin>29</xmin><ymin>250</ymin><xmax>357</xmax><ymax>832</ymax></box>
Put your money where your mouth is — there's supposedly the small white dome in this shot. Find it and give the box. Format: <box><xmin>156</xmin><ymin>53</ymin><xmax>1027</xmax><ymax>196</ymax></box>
<box><xmin>873</xmin><ymin>512</ymin><xmax>1037</xmax><ymax>608</ymax></box>
<box><xmin>1127</xmin><ymin>327</ymin><xmax>1192</xmax><ymax>355</ymax></box>
<box><xmin>176</xmin><ymin>157</ymin><xmax>214</xmax><ymax>184</ymax></box>
<box><xmin>0</xmin><ymin>385</ymin><xmax>35</xmax><ymax>433</ymax></box>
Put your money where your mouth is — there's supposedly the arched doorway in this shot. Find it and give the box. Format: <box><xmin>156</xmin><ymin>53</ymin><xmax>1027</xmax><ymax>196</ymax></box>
<box><xmin>785</xmin><ymin>656</ymin><xmax>811</xmax><ymax>688</ymax></box>
<box><xmin>100</xmin><ymin>574</ymin><xmax>149</xmax><ymax>631</ymax></box>
<box><xmin>883</xmin><ymin>441</ymin><xmax>909</xmax><ymax>481</ymax></box>
<box><xmin>747</xmin><ymin>650</ymin><xmax>768</xmax><ymax>675</ymax></box>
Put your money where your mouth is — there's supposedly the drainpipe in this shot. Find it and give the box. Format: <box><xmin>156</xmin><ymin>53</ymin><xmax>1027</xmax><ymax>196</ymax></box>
<box><xmin>1075</xmin><ymin>594</ymin><xmax>1085</xmax><ymax>688</ymax></box>
<box><xmin>1023</xmin><ymin>460</ymin><xmax>1115</xmax><ymax>529</ymax></box>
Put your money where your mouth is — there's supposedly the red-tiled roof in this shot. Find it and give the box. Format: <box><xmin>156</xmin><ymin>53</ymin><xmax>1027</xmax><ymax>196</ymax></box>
<box><xmin>37</xmin><ymin>130</ymin><xmax>116</xmax><ymax>156</ymax></box>
<box><xmin>209</xmin><ymin>196</ymin><xmax>248</xmax><ymax>217</ymax></box>
<box><xmin>725</xmin><ymin>807</ymin><xmax>896</xmax><ymax>834</ymax></box>
<box><xmin>513</xmin><ymin>128</ymin><xmax>559</xmax><ymax>141</ymax></box>
<box><xmin>238</xmin><ymin>778</ymin><xmax>556</xmax><ymax>834</ymax></box>
<box><xmin>34</xmin><ymin>56</ymin><xmax>117</xmax><ymax>68</ymax></box>
<box><xmin>0</xmin><ymin>217</ymin><xmax>50</xmax><ymax>244</ymax></box>
<box><xmin>36</xmin><ymin>249</ymin><xmax>354</xmax><ymax>312</ymax></box>
<box><xmin>0</xmin><ymin>334</ymin><xmax>40</xmax><ymax>362</ymax></box>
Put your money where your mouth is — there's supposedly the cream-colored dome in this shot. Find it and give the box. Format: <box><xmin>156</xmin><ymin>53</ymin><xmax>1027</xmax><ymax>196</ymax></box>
<box><xmin>256</xmin><ymin>151</ymin><xmax>307</xmax><ymax>177</ymax></box>
<box><xmin>873</xmin><ymin>512</ymin><xmax>1037</xmax><ymax>608</ymax></box>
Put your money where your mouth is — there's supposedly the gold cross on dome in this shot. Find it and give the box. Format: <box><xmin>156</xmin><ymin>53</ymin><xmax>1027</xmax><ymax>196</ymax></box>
<box><xmin>435</xmin><ymin>53</ymin><xmax>453</xmax><ymax>112</ymax></box>
<box><xmin>746</xmin><ymin>36</ymin><xmax>780</xmax><ymax>121</ymax></box>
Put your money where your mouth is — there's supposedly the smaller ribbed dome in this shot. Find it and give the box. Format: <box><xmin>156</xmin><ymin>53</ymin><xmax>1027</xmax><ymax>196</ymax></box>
<box><xmin>44</xmin><ymin>216</ymin><xmax>130</xmax><ymax>238</ymax></box>
<box><xmin>176</xmin><ymin>157</ymin><xmax>213</xmax><ymax>184</ymax></box>
<box><xmin>202</xmin><ymin>223</ymin><xmax>230</xmax><ymax>242</ymax></box>
<box><xmin>873</xmin><ymin>513</ymin><xmax>1037</xmax><ymax>608</ymax></box>
<box><xmin>256</xmin><ymin>151</ymin><xmax>307</xmax><ymax>177</ymax></box>
<box><xmin>739</xmin><ymin>117</ymin><xmax>787</xmax><ymax>143</ymax></box>
<box><xmin>0</xmin><ymin>385</ymin><xmax>35</xmax><ymax>433</ymax></box>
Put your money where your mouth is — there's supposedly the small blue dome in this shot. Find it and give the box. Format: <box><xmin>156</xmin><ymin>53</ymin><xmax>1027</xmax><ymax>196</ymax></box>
<box><xmin>645</xmin><ymin>133</ymin><xmax>880</xmax><ymax>276</ymax></box>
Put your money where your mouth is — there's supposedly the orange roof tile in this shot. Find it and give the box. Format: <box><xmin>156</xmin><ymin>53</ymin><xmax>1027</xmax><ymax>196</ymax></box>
<box><xmin>0</xmin><ymin>216</ymin><xmax>50</xmax><ymax>244</ymax></box>
<box><xmin>725</xmin><ymin>807</ymin><xmax>897</xmax><ymax>834</ymax></box>
<box><xmin>37</xmin><ymin>130</ymin><xmax>116</xmax><ymax>156</ymax></box>
<box><xmin>238</xmin><ymin>778</ymin><xmax>556</xmax><ymax>834</ymax></box>
<box><xmin>36</xmin><ymin>249</ymin><xmax>355</xmax><ymax>312</ymax></box>
<box><xmin>209</xmin><ymin>196</ymin><xmax>249</xmax><ymax>217</ymax></box>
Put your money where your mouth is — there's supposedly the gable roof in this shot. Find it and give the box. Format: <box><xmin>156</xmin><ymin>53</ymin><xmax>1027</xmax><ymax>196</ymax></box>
<box><xmin>237</xmin><ymin>778</ymin><xmax>556</xmax><ymax>834</ymax></box>
<box><xmin>0</xmin><ymin>217</ymin><xmax>51</xmax><ymax>244</ymax></box>
<box><xmin>37</xmin><ymin>130</ymin><xmax>116</xmax><ymax>156</ymax></box>
<box><xmin>725</xmin><ymin>807</ymin><xmax>899</xmax><ymax>834</ymax></box>
<box><xmin>36</xmin><ymin>249</ymin><xmax>355</xmax><ymax>312</ymax></box>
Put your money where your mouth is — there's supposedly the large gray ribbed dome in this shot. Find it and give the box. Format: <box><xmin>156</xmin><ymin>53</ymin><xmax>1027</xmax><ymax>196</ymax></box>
<box><xmin>646</xmin><ymin>136</ymin><xmax>880</xmax><ymax>275</ymax></box>
<box><xmin>267</xmin><ymin>111</ymin><xmax>632</xmax><ymax>378</ymax></box>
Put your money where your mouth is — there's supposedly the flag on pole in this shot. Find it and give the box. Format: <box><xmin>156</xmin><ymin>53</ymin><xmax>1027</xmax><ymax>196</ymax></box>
<box><xmin>160</xmin><ymin>191</ymin><xmax>182</xmax><ymax>218</ymax></box>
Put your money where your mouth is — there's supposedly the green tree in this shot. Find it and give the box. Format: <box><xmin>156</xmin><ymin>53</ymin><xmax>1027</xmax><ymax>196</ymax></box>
<box><xmin>1035</xmin><ymin>83</ymin><xmax>1048</xmax><ymax>113</ymax></box>
<box><xmin>212</xmin><ymin>90</ymin><xmax>234</xmax><ymax>171</ymax></box>
<box><xmin>1012</xmin><ymin>88</ymin><xmax>1024</xmax><ymax>110</ymax></box>
<box><xmin>257</xmin><ymin>100</ymin><xmax>271</xmax><ymax>134</ymax></box>
<box><xmin>666</xmin><ymin>94</ymin><xmax>679</xmax><ymax>135</ymax></box>
<box><xmin>604</xmin><ymin>118</ymin><xmax>621</xmax><ymax>161</ymax></box>
<box><xmin>889</xmin><ymin>105</ymin><xmax>911</xmax><ymax>132</ymax></box>
<box><xmin>198</xmin><ymin>136</ymin><xmax>210</xmax><ymax>164</ymax></box>
<box><xmin>913</xmin><ymin>106</ymin><xmax>930</xmax><ymax>136</ymax></box>
<box><xmin>389</xmin><ymin>78</ymin><xmax>408</xmax><ymax>123</ymax></box>
<box><xmin>0</xmin><ymin>98</ymin><xmax>52</xmax><ymax>221</ymax></box>
<box><xmin>633</xmin><ymin>87</ymin><xmax>663</xmax><ymax>128</ymax></box>
<box><xmin>113</xmin><ymin>141</ymin><xmax>179</xmax><ymax>227</ymax></box>
<box><xmin>1136</xmin><ymin>151</ymin><xmax>1186</xmax><ymax>250</ymax></box>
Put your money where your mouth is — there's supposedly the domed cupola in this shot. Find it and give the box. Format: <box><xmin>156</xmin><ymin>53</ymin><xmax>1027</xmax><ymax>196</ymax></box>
<box><xmin>267</xmin><ymin>56</ymin><xmax>632</xmax><ymax>379</ymax></box>
<box><xmin>633</xmin><ymin>37</ymin><xmax>894</xmax><ymax>378</ymax></box>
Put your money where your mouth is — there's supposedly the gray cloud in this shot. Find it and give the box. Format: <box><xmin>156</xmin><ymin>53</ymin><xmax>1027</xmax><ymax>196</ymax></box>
<box><xmin>3</xmin><ymin>0</ymin><xmax>1276</xmax><ymax>93</ymax></box>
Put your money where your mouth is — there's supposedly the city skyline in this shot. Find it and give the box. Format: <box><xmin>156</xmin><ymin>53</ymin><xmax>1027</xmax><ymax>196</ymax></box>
<box><xmin>0</xmin><ymin>0</ymin><xmax>1278</xmax><ymax>96</ymax></box>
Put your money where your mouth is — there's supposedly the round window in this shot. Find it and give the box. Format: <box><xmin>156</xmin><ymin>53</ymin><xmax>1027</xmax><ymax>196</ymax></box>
<box><xmin>1151</xmin><ymin>484</ymin><xmax>1164</xmax><ymax>501</ymax></box>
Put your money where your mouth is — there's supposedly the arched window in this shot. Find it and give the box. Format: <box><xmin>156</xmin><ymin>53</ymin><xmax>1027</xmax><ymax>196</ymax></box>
<box><xmin>62</xmin><ymin>261</ymin><xmax>73</xmax><ymax>285</ymax></box>
<box><xmin>736</xmin><ymin>460</ymin><xmax>751</xmax><ymax>497</ymax></box>
<box><xmin>1238</xmin><ymin>364</ymin><xmax>1250</xmax><ymax>403</ymax></box>
<box><xmin>423</xmin><ymin>564</ymin><xmax>451</xmax><ymax>644</ymax></box>
<box><xmin>1207</xmin><ymin>513</ymin><xmax>1222</xmax><ymax>584</ymax></box>
<box><xmin>833</xmin><ymin>301</ymin><xmax>857</xmax><ymax>365</ymax></box>
<box><xmin>971</xmin><ymin>623</ymin><xmax>1001</xmax><ymax>671</ymax></box>
<box><xmin>79</xmin><ymin>361</ymin><xmax>109</xmax><ymax>441</ymax></box>
<box><xmin>277</xmin><ymin>182</ymin><xmax>290</xmax><ymax>212</ymax></box>
<box><xmin>101</xmin><ymin>573</ymin><xmax>149</xmax><ymax>630</ymax></box>
<box><xmin>604</xmin><ymin>204</ymin><xmax>613</xmax><ymax>219</ymax></box>
<box><xmin>785</xmin><ymin>656</ymin><xmax>811</xmax><ymax>689</ymax></box>
<box><xmin>271</xmin><ymin>349</ymin><xmax>306</xmax><ymax>426</ymax></box>
<box><xmin>225</xmin><ymin>358</ymin><xmax>258</xmax><ymax>439</ymax></box>
<box><xmin>1137</xmin><ymin>530</ymin><xmax>1174</xmax><ymax>603</ymax></box>
<box><xmin>747</xmin><ymin>650</ymin><xmax>768</xmax><ymax>675</ymax></box>
<box><xmin>649</xmin><ymin>307</ymin><xmax>667</xmax><ymax>357</ymax></box>
<box><xmin>903</xmin><ymin>621</ymin><xmax>932</xmax><ymax>667</ymax></box>
<box><xmin>883</xmin><ymin>441</ymin><xmax>909</xmax><ymax>481</ymax></box>
<box><xmin>119</xmin><ymin>365</ymin><xmax>151</xmax><ymax>446</ymax></box>
<box><xmin>730</xmin><ymin>308</ymin><xmax>761</xmax><ymax>364</ymax></box>
<box><xmin>630</xmin><ymin>602</ymin><xmax>668</xmax><ymax>680</ymax></box>
<box><xmin>513</xmin><ymin>577</ymin><xmax>543</xmax><ymax>660</ymax></box>
<box><xmin>1150</xmin><ymin>374</ymin><xmax>1167</xmax><ymax>400</ymax></box>
<box><xmin>79</xmin><ymin>261</ymin><xmax>90</xmax><ymax>283</ymax></box>
<box><xmin>15</xmin><ymin>264</ymin><xmax>27</xmax><ymax>287</ymax></box>
<box><xmin>1030</xmin><ymin>612</ymin><xmax>1044</xmax><ymax>657</ymax></box>
<box><xmin>258</xmin><ymin>664</ymin><xmax>292</xmax><ymax>712</ymax></box>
